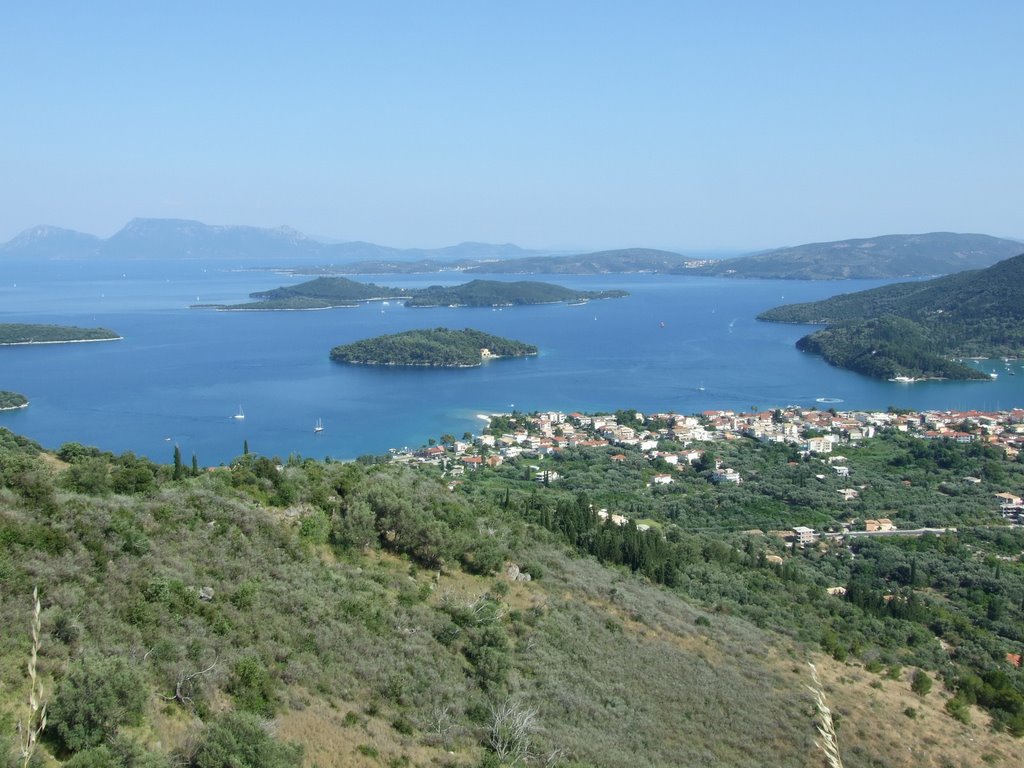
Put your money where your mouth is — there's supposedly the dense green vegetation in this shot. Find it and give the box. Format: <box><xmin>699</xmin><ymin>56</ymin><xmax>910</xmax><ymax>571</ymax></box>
<box><xmin>0</xmin><ymin>324</ymin><xmax>120</xmax><ymax>345</ymax></box>
<box><xmin>403</xmin><ymin>280</ymin><xmax>626</xmax><ymax>307</ymax></box>
<box><xmin>0</xmin><ymin>391</ymin><xmax>28</xmax><ymax>410</ymax></box>
<box><xmin>248</xmin><ymin>276</ymin><xmax>411</xmax><ymax>305</ymax></box>
<box><xmin>3</xmin><ymin>415</ymin><xmax>1024</xmax><ymax>766</ymax></box>
<box><xmin>759</xmin><ymin>253</ymin><xmax>1024</xmax><ymax>378</ymax></box>
<box><xmin>209</xmin><ymin>277</ymin><xmax>628</xmax><ymax>310</ymax></box>
<box><xmin>695</xmin><ymin>233</ymin><xmax>1023</xmax><ymax>279</ymax></box>
<box><xmin>329</xmin><ymin>328</ymin><xmax>537</xmax><ymax>367</ymax></box>
<box><xmin>794</xmin><ymin>317</ymin><xmax>989</xmax><ymax>380</ymax></box>
<box><xmin>0</xmin><ymin>428</ymin><xmax>830</xmax><ymax>768</ymax></box>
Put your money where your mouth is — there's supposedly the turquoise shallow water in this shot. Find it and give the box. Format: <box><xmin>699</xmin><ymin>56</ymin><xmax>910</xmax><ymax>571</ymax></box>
<box><xmin>1</xmin><ymin>259</ymin><xmax>1021</xmax><ymax>465</ymax></box>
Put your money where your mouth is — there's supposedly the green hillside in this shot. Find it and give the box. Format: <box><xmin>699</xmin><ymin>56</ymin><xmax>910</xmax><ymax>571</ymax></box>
<box><xmin>0</xmin><ymin>430</ymin><xmax>823</xmax><ymax>768</ymax></box>
<box><xmin>759</xmin><ymin>253</ymin><xmax>1024</xmax><ymax>378</ymax></box>
<box><xmin>2</xmin><ymin>419</ymin><xmax>1024</xmax><ymax>766</ymax></box>
<box><xmin>794</xmin><ymin>318</ymin><xmax>990</xmax><ymax>381</ymax></box>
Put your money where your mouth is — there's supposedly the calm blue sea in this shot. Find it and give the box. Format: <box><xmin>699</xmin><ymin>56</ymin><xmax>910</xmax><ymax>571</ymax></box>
<box><xmin>1</xmin><ymin>259</ymin><xmax>1021</xmax><ymax>465</ymax></box>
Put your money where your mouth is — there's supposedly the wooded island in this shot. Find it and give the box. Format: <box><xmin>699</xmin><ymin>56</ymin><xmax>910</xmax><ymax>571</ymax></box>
<box><xmin>330</xmin><ymin>328</ymin><xmax>538</xmax><ymax>367</ymax></box>
<box><xmin>0</xmin><ymin>391</ymin><xmax>28</xmax><ymax>410</ymax></box>
<box><xmin>199</xmin><ymin>277</ymin><xmax>626</xmax><ymax>310</ymax></box>
<box><xmin>0</xmin><ymin>323</ymin><xmax>121</xmax><ymax>345</ymax></box>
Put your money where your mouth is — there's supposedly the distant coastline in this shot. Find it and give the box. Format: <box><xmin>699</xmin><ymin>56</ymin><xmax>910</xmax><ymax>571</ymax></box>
<box><xmin>192</xmin><ymin>304</ymin><xmax>353</xmax><ymax>312</ymax></box>
<box><xmin>0</xmin><ymin>336</ymin><xmax>123</xmax><ymax>346</ymax></box>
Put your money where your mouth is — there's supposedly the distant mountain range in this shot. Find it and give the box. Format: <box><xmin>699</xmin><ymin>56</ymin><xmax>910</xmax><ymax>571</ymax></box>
<box><xmin>0</xmin><ymin>218</ymin><xmax>547</xmax><ymax>263</ymax></box>
<box><xmin>2</xmin><ymin>219</ymin><xmax>1020</xmax><ymax>281</ymax></box>
<box><xmin>691</xmin><ymin>232</ymin><xmax>1022</xmax><ymax>279</ymax></box>
<box><xmin>759</xmin><ymin>253</ymin><xmax>1024</xmax><ymax>379</ymax></box>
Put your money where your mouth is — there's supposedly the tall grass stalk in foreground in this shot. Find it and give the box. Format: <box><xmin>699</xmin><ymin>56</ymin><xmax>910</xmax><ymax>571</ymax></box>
<box><xmin>17</xmin><ymin>587</ymin><xmax>47</xmax><ymax>768</ymax></box>
<box><xmin>807</xmin><ymin>662</ymin><xmax>843</xmax><ymax>768</ymax></box>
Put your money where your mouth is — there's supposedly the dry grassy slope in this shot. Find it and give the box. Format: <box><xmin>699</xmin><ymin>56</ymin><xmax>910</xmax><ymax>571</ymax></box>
<box><xmin>268</xmin><ymin>550</ymin><xmax>1023</xmax><ymax>768</ymax></box>
<box><xmin>812</xmin><ymin>656</ymin><xmax>1024</xmax><ymax>768</ymax></box>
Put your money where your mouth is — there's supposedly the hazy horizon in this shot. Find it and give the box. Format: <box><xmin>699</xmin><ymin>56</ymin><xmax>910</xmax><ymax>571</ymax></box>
<box><xmin>3</xmin><ymin>3</ymin><xmax>1022</xmax><ymax>252</ymax></box>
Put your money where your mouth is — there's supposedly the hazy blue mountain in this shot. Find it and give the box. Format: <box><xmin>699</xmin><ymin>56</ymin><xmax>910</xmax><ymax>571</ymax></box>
<box><xmin>0</xmin><ymin>219</ymin><xmax>546</xmax><ymax>263</ymax></box>
<box><xmin>418</xmin><ymin>241</ymin><xmax>537</xmax><ymax>260</ymax></box>
<box><xmin>0</xmin><ymin>225</ymin><xmax>101</xmax><ymax>259</ymax></box>
<box><xmin>100</xmin><ymin>218</ymin><xmax>326</xmax><ymax>260</ymax></box>
<box><xmin>695</xmin><ymin>232</ymin><xmax>1023</xmax><ymax>279</ymax></box>
<box><xmin>318</xmin><ymin>240</ymin><xmax>542</xmax><ymax>264</ymax></box>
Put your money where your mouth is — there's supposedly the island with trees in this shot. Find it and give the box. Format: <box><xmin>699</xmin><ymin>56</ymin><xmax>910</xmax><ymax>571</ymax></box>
<box><xmin>330</xmin><ymin>327</ymin><xmax>538</xmax><ymax>367</ymax></box>
<box><xmin>0</xmin><ymin>323</ymin><xmax>121</xmax><ymax>345</ymax></box>
<box><xmin>0</xmin><ymin>391</ymin><xmax>28</xmax><ymax>410</ymax></box>
<box><xmin>758</xmin><ymin>252</ymin><xmax>1024</xmax><ymax>380</ymax></box>
<box><xmin>198</xmin><ymin>276</ymin><xmax>626</xmax><ymax>310</ymax></box>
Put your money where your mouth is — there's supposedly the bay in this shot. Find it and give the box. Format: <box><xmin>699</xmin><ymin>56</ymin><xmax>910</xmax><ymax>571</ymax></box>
<box><xmin>1</xmin><ymin>259</ymin><xmax>1021</xmax><ymax>465</ymax></box>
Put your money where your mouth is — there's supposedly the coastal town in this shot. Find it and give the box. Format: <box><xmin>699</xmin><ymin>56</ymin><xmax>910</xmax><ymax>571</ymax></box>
<box><xmin>390</xmin><ymin>404</ymin><xmax>1024</xmax><ymax>542</ymax></box>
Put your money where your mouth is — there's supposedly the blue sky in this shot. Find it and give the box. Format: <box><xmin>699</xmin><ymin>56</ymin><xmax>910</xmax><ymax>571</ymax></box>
<box><xmin>2</xmin><ymin>2</ymin><xmax>1021</xmax><ymax>251</ymax></box>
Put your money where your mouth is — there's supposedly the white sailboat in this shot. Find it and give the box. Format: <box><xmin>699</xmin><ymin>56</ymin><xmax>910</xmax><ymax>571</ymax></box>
<box><xmin>233</xmin><ymin>405</ymin><xmax>245</xmax><ymax>420</ymax></box>
<box><xmin>314</xmin><ymin>418</ymin><xmax>324</xmax><ymax>433</ymax></box>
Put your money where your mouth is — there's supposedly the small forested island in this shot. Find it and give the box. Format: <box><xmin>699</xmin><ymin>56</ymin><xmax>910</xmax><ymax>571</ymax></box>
<box><xmin>0</xmin><ymin>390</ymin><xmax>28</xmax><ymax>410</ymax></box>
<box><xmin>330</xmin><ymin>327</ymin><xmax>537</xmax><ymax>367</ymax></box>
<box><xmin>196</xmin><ymin>276</ymin><xmax>410</xmax><ymax>310</ymax></box>
<box><xmin>759</xmin><ymin>252</ymin><xmax>1024</xmax><ymax>379</ymax></box>
<box><xmin>198</xmin><ymin>276</ymin><xmax>626</xmax><ymax>310</ymax></box>
<box><xmin>0</xmin><ymin>323</ymin><xmax>121</xmax><ymax>345</ymax></box>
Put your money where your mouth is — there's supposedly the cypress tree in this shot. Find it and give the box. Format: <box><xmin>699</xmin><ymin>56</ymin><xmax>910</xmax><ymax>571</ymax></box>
<box><xmin>173</xmin><ymin>445</ymin><xmax>183</xmax><ymax>480</ymax></box>
<box><xmin>192</xmin><ymin>453</ymin><xmax>199</xmax><ymax>476</ymax></box>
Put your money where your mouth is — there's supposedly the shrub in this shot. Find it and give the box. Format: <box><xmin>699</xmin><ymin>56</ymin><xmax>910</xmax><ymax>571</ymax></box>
<box><xmin>192</xmin><ymin>711</ymin><xmax>303</xmax><ymax>768</ymax></box>
<box><xmin>228</xmin><ymin>656</ymin><xmax>277</xmax><ymax>717</ymax></box>
<box><xmin>65</xmin><ymin>745</ymin><xmax>119</xmax><ymax>768</ymax></box>
<box><xmin>945</xmin><ymin>695</ymin><xmax>971</xmax><ymax>724</ymax></box>
<box><xmin>50</xmin><ymin>657</ymin><xmax>147</xmax><ymax>752</ymax></box>
<box><xmin>911</xmin><ymin>669</ymin><xmax>932</xmax><ymax>696</ymax></box>
<box><xmin>460</xmin><ymin>536</ymin><xmax>506</xmax><ymax>575</ymax></box>
<box><xmin>298</xmin><ymin>509</ymin><xmax>331</xmax><ymax>544</ymax></box>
